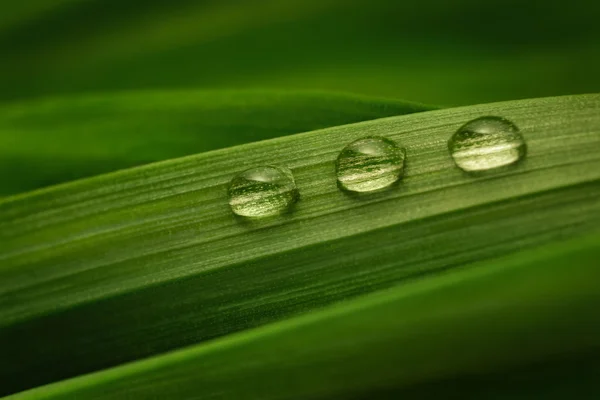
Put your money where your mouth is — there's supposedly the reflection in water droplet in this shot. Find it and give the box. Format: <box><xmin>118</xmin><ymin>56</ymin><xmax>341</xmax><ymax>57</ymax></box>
<box><xmin>449</xmin><ymin>116</ymin><xmax>527</xmax><ymax>172</ymax></box>
<box><xmin>336</xmin><ymin>136</ymin><xmax>406</xmax><ymax>193</ymax></box>
<box><xmin>228</xmin><ymin>165</ymin><xmax>299</xmax><ymax>217</ymax></box>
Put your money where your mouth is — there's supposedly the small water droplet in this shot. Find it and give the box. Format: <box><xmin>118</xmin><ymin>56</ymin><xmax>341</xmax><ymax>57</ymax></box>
<box><xmin>336</xmin><ymin>136</ymin><xmax>406</xmax><ymax>193</ymax></box>
<box><xmin>449</xmin><ymin>116</ymin><xmax>527</xmax><ymax>172</ymax></box>
<box><xmin>228</xmin><ymin>165</ymin><xmax>299</xmax><ymax>217</ymax></box>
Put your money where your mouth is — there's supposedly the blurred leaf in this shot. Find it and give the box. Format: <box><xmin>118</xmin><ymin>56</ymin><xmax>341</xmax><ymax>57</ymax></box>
<box><xmin>1</xmin><ymin>94</ymin><xmax>599</xmax><ymax>395</ymax></box>
<box><xmin>0</xmin><ymin>0</ymin><xmax>599</xmax><ymax>104</ymax></box>
<box><xmin>6</xmin><ymin>232</ymin><xmax>600</xmax><ymax>399</ymax></box>
<box><xmin>0</xmin><ymin>89</ymin><xmax>430</xmax><ymax>195</ymax></box>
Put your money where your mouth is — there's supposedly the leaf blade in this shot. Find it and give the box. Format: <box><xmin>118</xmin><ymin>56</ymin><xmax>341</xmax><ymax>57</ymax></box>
<box><xmin>7</xmin><ymin>232</ymin><xmax>600</xmax><ymax>399</ymax></box>
<box><xmin>1</xmin><ymin>94</ymin><xmax>600</xmax><ymax>394</ymax></box>
<box><xmin>0</xmin><ymin>89</ymin><xmax>431</xmax><ymax>195</ymax></box>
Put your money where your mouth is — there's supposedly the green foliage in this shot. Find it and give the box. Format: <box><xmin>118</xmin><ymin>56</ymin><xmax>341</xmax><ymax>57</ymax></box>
<box><xmin>2</xmin><ymin>0</ymin><xmax>600</xmax><ymax>398</ymax></box>
<box><xmin>7</xmin><ymin>233</ymin><xmax>600</xmax><ymax>399</ymax></box>
<box><xmin>1</xmin><ymin>0</ymin><xmax>600</xmax><ymax>105</ymax></box>
<box><xmin>0</xmin><ymin>90</ymin><xmax>429</xmax><ymax>195</ymax></box>
<box><xmin>2</xmin><ymin>94</ymin><xmax>600</xmax><ymax>396</ymax></box>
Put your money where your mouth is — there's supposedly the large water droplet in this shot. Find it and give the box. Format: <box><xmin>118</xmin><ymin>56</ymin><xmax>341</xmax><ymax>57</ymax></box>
<box><xmin>449</xmin><ymin>116</ymin><xmax>527</xmax><ymax>172</ymax></box>
<box><xmin>228</xmin><ymin>165</ymin><xmax>299</xmax><ymax>217</ymax></box>
<box><xmin>336</xmin><ymin>136</ymin><xmax>406</xmax><ymax>193</ymax></box>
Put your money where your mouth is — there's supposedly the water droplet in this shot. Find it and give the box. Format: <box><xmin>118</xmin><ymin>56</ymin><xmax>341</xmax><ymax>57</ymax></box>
<box><xmin>449</xmin><ymin>116</ymin><xmax>527</xmax><ymax>172</ymax></box>
<box><xmin>336</xmin><ymin>136</ymin><xmax>406</xmax><ymax>193</ymax></box>
<box><xmin>228</xmin><ymin>165</ymin><xmax>299</xmax><ymax>217</ymax></box>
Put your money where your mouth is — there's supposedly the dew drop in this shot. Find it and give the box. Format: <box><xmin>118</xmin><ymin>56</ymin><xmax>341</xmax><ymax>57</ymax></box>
<box><xmin>228</xmin><ymin>165</ymin><xmax>299</xmax><ymax>217</ymax></box>
<box><xmin>449</xmin><ymin>116</ymin><xmax>527</xmax><ymax>172</ymax></box>
<box><xmin>336</xmin><ymin>136</ymin><xmax>406</xmax><ymax>193</ymax></box>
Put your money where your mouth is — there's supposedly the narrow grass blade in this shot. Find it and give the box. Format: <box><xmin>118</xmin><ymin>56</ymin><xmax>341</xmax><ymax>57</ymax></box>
<box><xmin>1</xmin><ymin>94</ymin><xmax>600</xmax><ymax>394</ymax></box>
<box><xmin>0</xmin><ymin>89</ymin><xmax>430</xmax><ymax>195</ymax></box>
<box><xmin>7</xmin><ymin>233</ymin><xmax>600</xmax><ymax>399</ymax></box>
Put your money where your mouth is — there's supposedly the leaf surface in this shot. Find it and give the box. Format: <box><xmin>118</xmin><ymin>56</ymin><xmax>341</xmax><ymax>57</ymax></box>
<box><xmin>0</xmin><ymin>90</ymin><xmax>429</xmax><ymax>195</ymax></box>
<box><xmin>1</xmin><ymin>94</ymin><xmax>600</xmax><ymax>395</ymax></box>
<box><xmin>7</xmin><ymin>233</ymin><xmax>600</xmax><ymax>399</ymax></box>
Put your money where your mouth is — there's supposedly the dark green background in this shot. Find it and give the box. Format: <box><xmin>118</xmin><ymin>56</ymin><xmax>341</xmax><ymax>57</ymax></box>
<box><xmin>1</xmin><ymin>0</ymin><xmax>599</xmax><ymax>106</ymax></box>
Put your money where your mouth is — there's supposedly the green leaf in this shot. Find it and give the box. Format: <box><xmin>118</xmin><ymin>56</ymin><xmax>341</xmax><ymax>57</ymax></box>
<box><xmin>6</xmin><ymin>232</ymin><xmax>600</xmax><ymax>399</ymax></box>
<box><xmin>1</xmin><ymin>0</ymin><xmax>600</xmax><ymax>104</ymax></box>
<box><xmin>0</xmin><ymin>89</ymin><xmax>430</xmax><ymax>196</ymax></box>
<box><xmin>1</xmin><ymin>94</ymin><xmax>600</xmax><ymax>395</ymax></box>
